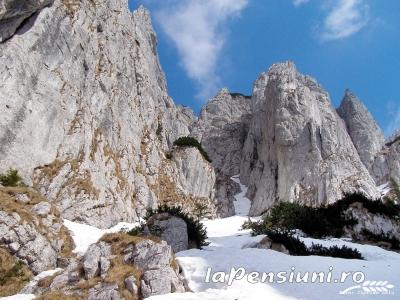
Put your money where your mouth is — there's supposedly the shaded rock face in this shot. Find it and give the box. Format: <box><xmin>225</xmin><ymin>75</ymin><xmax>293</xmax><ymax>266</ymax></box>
<box><xmin>146</xmin><ymin>212</ymin><xmax>188</xmax><ymax>253</ymax></box>
<box><xmin>192</xmin><ymin>88</ymin><xmax>252</xmax><ymax>217</ymax></box>
<box><xmin>337</xmin><ymin>90</ymin><xmax>386</xmax><ymax>176</ymax></box>
<box><xmin>0</xmin><ymin>187</ymin><xmax>73</xmax><ymax>274</ymax></box>
<box><xmin>240</xmin><ymin>62</ymin><xmax>379</xmax><ymax>216</ymax></box>
<box><xmin>0</xmin><ymin>0</ymin><xmax>208</xmax><ymax>228</ymax></box>
<box><xmin>372</xmin><ymin>135</ymin><xmax>400</xmax><ymax>185</ymax></box>
<box><xmin>0</xmin><ymin>0</ymin><xmax>53</xmax><ymax>42</ymax></box>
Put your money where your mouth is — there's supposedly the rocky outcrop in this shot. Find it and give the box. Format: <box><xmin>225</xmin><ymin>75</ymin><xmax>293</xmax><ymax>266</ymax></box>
<box><xmin>240</xmin><ymin>62</ymin><xmax>379</xmax><ymax>216</ymax></box>
<box><xmin>156</xmin><ymin>147</ymin><xmax>217</xmax><ymax>219</ymax></box>
<box><xmin>0</xmin><ymin>0</ymin><xmax>53</xmax><ymax>42</ymax></box>
<box><xmin>0</xmin><ymin>0</ymin><xmax>210</xmax><ymax>228</ymax></box>
<box><xmin>192</xmin><ymin>88</ymin><xmax>252</xmax><ymax>217</ymax></box>
<box><xmin>146</xmin><ymin>212</ymin><xmax>188</xmax><ymax>253</ymax></box>
<box><xmin>0</xmin><ymin>187</ymin><xmax>73</xmax><ymax>274</ymax></box>
<box><xmin>346</xmin><ymin>205</ymin><xmax>400</xmax><ymax>241</ymax></box>
<box><xmin>337</xmin><ymin>90</ymin><xmax>386</xmax><ymax>177</ymax></box>
<box><xmin>26</xmin><ymin>233</ymin><xmax>185</xmax><ymax>299</ymax></box>
<box><xmin>372</xmin><ymin>134</ymin><xmax>400</xmax><ymax>185</ymax></box>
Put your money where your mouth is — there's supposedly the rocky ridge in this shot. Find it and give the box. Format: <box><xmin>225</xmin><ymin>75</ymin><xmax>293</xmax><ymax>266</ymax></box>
<box><xmin>0</xmin><ymin>0</ymin><xmax>216</xmax><ymax>228</ymax></box>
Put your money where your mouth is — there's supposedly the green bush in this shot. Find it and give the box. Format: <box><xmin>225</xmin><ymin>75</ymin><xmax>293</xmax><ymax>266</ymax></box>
<box><xmin>173</xmin><ymin>136</ymin><xmax>211</xmax><ymax>163</ymax></box>
<box><xmin>0</xmin><ymin>169</ymin><xmax>25</xmax><ymax>187</ymax></box>
<box><xmin>246</xmin><ymin>193</ymin><xmax>399</xmax><ymax>239</ymax></box>
<box><xmin>361</xmin><ymin>229</ymin><xmax>400</xmax><ymax>250</ymax></box>
<box><xmin>145</xmin><ymin>205</ymin><xmax>209</xmax><ymax>249</ymax></box>
<box><xmin>264</xmin><ymin>229</ymin><xmax>309</xmax><ymax>256</ymax></box>
<box><xmin>263</xmin><ymin>229</ymin><xmax>363</xmax><ymax>259</ymax></box>
<box><xmin>246</xmin><ymin>201</ymin><xmax>357</xmax><ymax>239</ymax></box>
<box><xmin>308</xmin><ymin>243</ymin><xmax>363</xmax><ymax>259</ymax></box>
<box><xmin>335</xmin><ymin>193</ymin><xmax>400</xmax><ymax>219</ymax></box>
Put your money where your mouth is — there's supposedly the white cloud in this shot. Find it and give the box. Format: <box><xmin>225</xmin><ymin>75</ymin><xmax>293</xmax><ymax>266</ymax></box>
<box><xmin>385</xmin><ymin>104</ymin><xmax>400</xmax><ymax>137</ymax></box>
<box><xmin>153</xmin><ymin>0</ymin><xmax>248</xmax><ymax>101</ymax></box>
<box><xmin>293</xmin><ymin>0</ymin><xmax>310</xmax><ymax>7</ymax></box>
<box><xmin>320</xmin><ymin>0</ymin><xmax>369</xmax><ymax>41</ymax></box>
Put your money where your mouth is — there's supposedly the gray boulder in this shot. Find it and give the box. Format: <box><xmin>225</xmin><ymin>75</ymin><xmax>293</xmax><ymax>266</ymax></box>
<box><xmin>82</xmin><ymin>242</ymin><xmax>112</xmax><ymax>279</ymax></box>
<box><xmin>88</xmin><ymin>283</ymin><xmax>120</xmax><ymax>300</ymax></box>
<box><xmin>146</xmin><ymin>212</ymin><xmax>188</xmax><ymax>253</ymax></box>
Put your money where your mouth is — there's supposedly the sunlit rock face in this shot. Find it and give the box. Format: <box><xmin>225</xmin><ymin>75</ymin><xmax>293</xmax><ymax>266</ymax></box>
<box><xmin>240</xmin><ymin>62</ymin><xmax>379</xmax><ymax>216</ymax></box>
<box><xmin>0</xmin><ymin>0</ymin><xmax>216</xmax><ymax>227</ymax></box>
<box><xmin>192</xmin><ymin>88</ymin><xmax>252</xmax><ymax>217</ymax></box>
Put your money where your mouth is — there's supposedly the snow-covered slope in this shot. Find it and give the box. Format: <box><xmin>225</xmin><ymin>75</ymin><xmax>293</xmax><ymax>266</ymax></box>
<box><xmin>150</xmin><ymin>176</ymin><xmax>400</xmax><ymax>300</ymax></box>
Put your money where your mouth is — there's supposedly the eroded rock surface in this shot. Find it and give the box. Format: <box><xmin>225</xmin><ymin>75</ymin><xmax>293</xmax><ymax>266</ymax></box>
<box><xmin>0</xmin><ymin>187</ymin><xmax>73</xmax><ymax>274</ymax></box>
<box><xmin>0</xmin><ymin>0</ymin><xmax>214</xmax><ymax>228</ymax></box>
<box><xmin>192</xmin><ymin>88</ymin><xmax>252</xmax><ymax>217</ymax></box>
<box><xmin>240</xmin><ymin>62</ymin><xmax>379</xmax><ymax>215</ymax></box>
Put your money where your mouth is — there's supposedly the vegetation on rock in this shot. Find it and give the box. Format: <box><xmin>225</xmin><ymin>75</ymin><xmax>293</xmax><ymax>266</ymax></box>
<box><xmin>128</xmin><ymin>205</ymin><xmax>209</xmax><ymax>249</ymax></box>
<box><xmin>0</xmin><ymin>169</ymin><xmax>25</xmax><ymax>187</ymax></box>
<box><xmin>244</xmin><ymin>193</ymin><xmax>400</xmax><ymax>239</ymax></box>
<box><xmin>0</xmin><ymin>248</ymin><xmax>32</xmax><ymax>297</ymax></box>
<box><xmin>173</xmin><ymin>136</ymin><xmax>212</xmax><ymax>163</ymax></box>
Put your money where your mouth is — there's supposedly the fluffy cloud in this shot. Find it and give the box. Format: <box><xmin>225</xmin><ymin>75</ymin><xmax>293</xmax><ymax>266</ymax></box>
<box><xmin>153</xmin><ymin>0</ymin><xmax>248</xmax><ymax>100</ymax></box>
<box><xmin>320</xmin><ymin>0</ymin><xmax>369</xmax><ymax>40</ymax></box>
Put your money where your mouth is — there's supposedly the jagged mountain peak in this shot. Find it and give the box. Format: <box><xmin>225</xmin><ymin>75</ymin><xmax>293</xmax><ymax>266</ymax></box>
<box><xmin>337</xmin><ymin>89</ymin><xmax>386</xmax><ymax>173</ymax></box>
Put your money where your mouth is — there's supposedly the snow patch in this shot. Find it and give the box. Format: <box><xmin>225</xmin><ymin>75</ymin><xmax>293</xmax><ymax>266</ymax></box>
<box><xmin>63</xmin><ymin>220</ymin><xmax>139</xmax><ymax>254</ymax></box>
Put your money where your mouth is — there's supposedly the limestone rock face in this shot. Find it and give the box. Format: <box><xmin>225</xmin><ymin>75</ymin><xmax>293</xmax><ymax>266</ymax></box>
<box><xmin>0</xmin><ymin>0</ymin><xmax>53</xmax><ymax>42</ymax></box>
<box><xmin>192</xmin><ymin>88</ymin><xmax>252</xmax><ymax>217</ymax></box>
<box><xmin>0</xmin><ymin>187</ymin><xmax>73</xmax><ymax>274</ymax></box>
<box><xmin>347</xmin><ymin>206</ymin><xmax>400</xmax><ymax>240</ymax></box>
<box><xmin>372</xmin><ymin>135</ymin><xmax>400</xmax><ymax>185</ymax></box>
<box><xmin>0</xmin><ymin>0</ymin><xmax>205</xmax><ymax>228</ymax></box>
<box><xmin>156</xmin><ymin>147</ymin><xmax>217</xmax><ymax>219</ymax></box>
<box><xmin>240</xmin><ymin>62</ymin><xmax>379</xmax><ymax>216</ymax></box>
<box><xmin>337</xmin><ymin>90</ymin><xmax>386</xmax><ymax>176</ymax></box>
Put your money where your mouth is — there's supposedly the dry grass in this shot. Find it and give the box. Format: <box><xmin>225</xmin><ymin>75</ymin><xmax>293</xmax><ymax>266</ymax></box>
<box><xmin>62</xmin><ymin>0</ymin><xmax>80</xmax><ymax>17</ymax></box>
<box><xmin>36</xmin><ymin>291</ymin><xmax>81</xmax><ymax>300</ymax></box>
<box><xmin>0</xmin><ymin>248</ymin><xmax>32</xmax><ymax>297</ymax></box>
<box><xmin>34</xmin><ymin>150</ymin><xmax>100</xmax><ymax>200</ymax></box>
<box><xmin>0</xmin><ymin>187</ymin><xmax>75</xmax><ymax>259</ymax></box>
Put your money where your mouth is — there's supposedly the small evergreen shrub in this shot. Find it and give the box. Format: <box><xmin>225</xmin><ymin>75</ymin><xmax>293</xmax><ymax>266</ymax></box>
<box><xmin>145</xmin><ymin>205</ymin><xmax>209</xmax><ymax>249</ymax></box>
<box><xmin>390</xmin><ymin>177</ymin><xmax>400</xmax><ymax>202</ymax></box>
<box><xmin>308</xmin><ymin>243</ymin><xmax>363</xmax><ymax>259</ymax></box>
<box><xmin>173</xmin><ymin>136</ymin><xmax>211</xmax><ymax>163</ymax></box>
<box><xmin>264</xmin><ymin>229</ymin><xmax>309</xmax><ymax>256</ymax></box>
<box><xmin>264</xmin><ymin>229</ymin><xmax>363</xmax><ymax>259</ymax></box>
<box><xmin>0</xmin><ymin>169</ymin><xmax>25</xmax><ymax>187</ymax></box>
<box><xmin>361</xmin><ymin>229</ymin><xmax>400</xmax><ymax>250</ymax></box>
<box><xmin>245</xmin><ymin>193</ymin><xmax>399</xmax><ymax>239</ymax></box>
<box><xmin>336</xmin><ymin>193</ymin><xmax>400</xmax><ymax>219</ymax></box>
<box><xmin>127</xmin><ymin>223</ymin><xmax>146</xmax><ymax>236</ymax></box>
<box><xmin>246</xmin><ymin>201</ymin><xmax>356</xmax><ymax>238</ymax></box>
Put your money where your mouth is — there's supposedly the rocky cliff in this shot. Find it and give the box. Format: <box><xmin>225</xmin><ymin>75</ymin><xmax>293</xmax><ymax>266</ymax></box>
<box><xmin>191</xmin><ymin>88</ymin><xmax>252</xmax><ymax>216</ymax></box>
<box><xmin>239</xmin><ymin>62</ymin><xmax>379</xmax><ymax>215</ymax></box>
<box><xmin>337</xmin><ymin>90</ymin><xmax>386</xmax><ymax>176</ymax></box>
<box><xmin>0</xmin><ymin>0</ymin><xmax>215</xmax><ymax>228</ymax></box>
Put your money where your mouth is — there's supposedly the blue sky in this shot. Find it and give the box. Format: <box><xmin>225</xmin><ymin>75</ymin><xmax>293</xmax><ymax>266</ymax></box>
<box><xmin>128</xmin><ymin>0</ymin><xmax>400</xmax><ymax>136</ymax></box>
